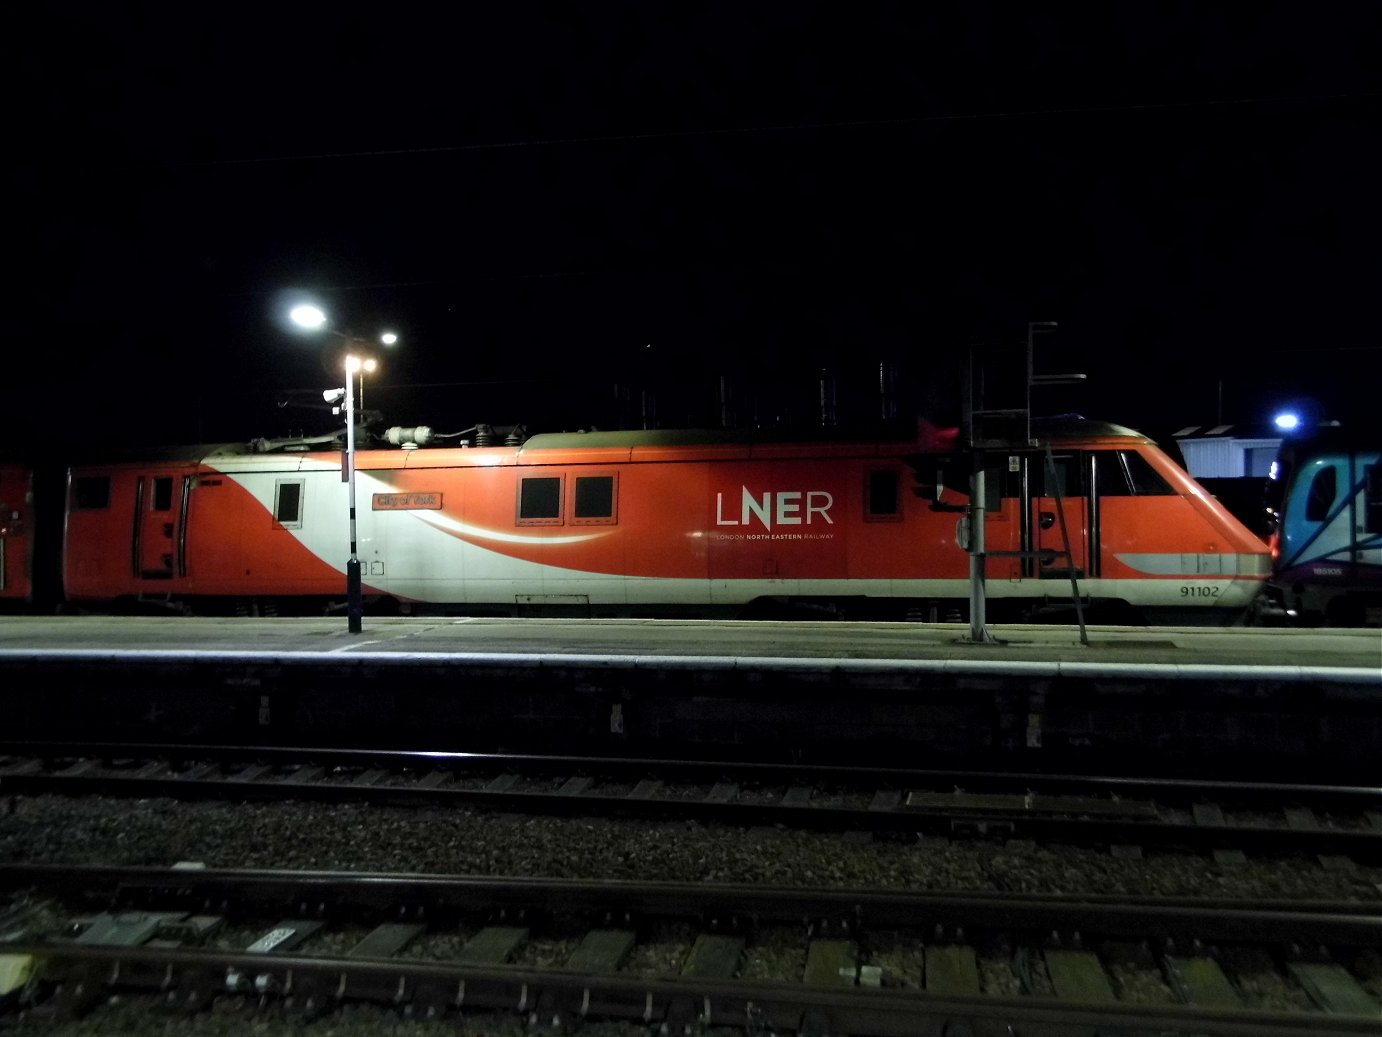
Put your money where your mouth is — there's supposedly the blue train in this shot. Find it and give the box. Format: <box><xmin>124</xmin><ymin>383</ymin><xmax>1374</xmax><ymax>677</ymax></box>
<box><xmin>1264</xmin><ymin>427</ymin><xmax>1381</xmax><ymax>626</ymax></box>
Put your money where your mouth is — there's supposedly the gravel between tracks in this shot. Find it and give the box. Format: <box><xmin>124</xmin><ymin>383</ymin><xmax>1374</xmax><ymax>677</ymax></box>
<box><xmin>2</xmin><ymin>794</ymin><xmax>1379</xmax><ymax>1034</ymax></box>
<box><xmin>2</xmin><ymin>795</ymin><xmax>1379</xmax><ymax>898</ymax></box>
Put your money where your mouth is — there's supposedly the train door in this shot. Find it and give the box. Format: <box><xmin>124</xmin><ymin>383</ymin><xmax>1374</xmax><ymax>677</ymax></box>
<box><xmin>1028</xmin><ymin>451</ymin><xmax>1091</xmax><ymax>579</ymax></box>
<box><xmin>133</xmin><ymin>472</ymin><xmax>189</xmax><ymax>581</ymax></box>
<box><xmin>1362</xmin><ymin>457</ymin><xmax>1382</xmax><ymax>569</ymax></box>
<box><xmin>978</xmin><ymin>455</ymin><xmax>1022</xmax><ymax>581</ymax></box>
<box><xmin>0</xmin><ymin>464</ymin><xmax>32</xmax><ymax>600</ymax></box>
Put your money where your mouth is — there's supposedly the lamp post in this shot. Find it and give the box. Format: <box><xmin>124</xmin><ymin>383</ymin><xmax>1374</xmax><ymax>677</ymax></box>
<box><xmin>290</xmin><ymin>304</ymin><xmax>397</xmax><ymax>633</ymax></box>
<box><xmin>341</xmin><ymin>353</ymin><xmax>376</xmax><ymax>633</ymax></box>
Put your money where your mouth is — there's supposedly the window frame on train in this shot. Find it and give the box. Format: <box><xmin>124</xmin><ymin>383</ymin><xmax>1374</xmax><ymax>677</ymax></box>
<box><xmin>274</xmin><ymin>480</ymin><xmax>305</xmax><ymax>529</ymax></box>
<box><xmin>1305</xmin><ymin>464</ymin><xmax>1338</xmax><ymax>523</ymax></box>
<box><xmin>1364</xmin><ymin>463</ymin><xmax>1382</xmax><ymax>535</ymax></box>
<box><xmin>518</xmin><ymin>474</ymin><xmax>564</xmax><ymax>525</ymax></box>
<box><xmin>571</xmin><ymin>473</ymin><xmax>618</xmax><ymax>525</ymax></box>
<box><xmin>864</xmin><ymin>468</ymin><xmax>902</xmax><ymax>522</ymax></box>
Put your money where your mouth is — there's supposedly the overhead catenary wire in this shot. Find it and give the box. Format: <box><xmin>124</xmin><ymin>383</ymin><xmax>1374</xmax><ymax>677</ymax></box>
<box><xmin>148</xmin><ymin>90</ymin><xmax>1375</xmax><ymax>170</ymax></box>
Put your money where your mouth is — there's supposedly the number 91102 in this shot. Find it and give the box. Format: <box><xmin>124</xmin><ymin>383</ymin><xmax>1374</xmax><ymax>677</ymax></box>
<box><xmin>1180</xmin><ymin>585</ymin><xmax>1221</xmax><ymax>598</ymax></box>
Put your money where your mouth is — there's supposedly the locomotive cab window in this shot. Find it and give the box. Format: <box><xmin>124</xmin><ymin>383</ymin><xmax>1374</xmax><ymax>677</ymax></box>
<box><xmin>1305</xmin><ymin>464</ymin><xmax>1337</xmax><ymax>522</ymax></box>
<box><xmin>519</xmin><ymin>475</ymin><xmax>563</xmax><ymax>524</ymax></box>
<box><xmin>72</xmin><ymin>476</ymin><xmax>110</xmax><ymax>510</ymax></box>
<box><xmin>1095</xmin><ymin>451</ymin><xmax>1175</xmax><ymax>496</ymax></box>
<box><xmin>572</xmin><ymin>474</ymin><xmax>617</xmax><ymax>525</ymax></box>
<box><xmin>985</xmin><ymin>462</ymin><xmax>1015</xmax><ymax>509</ymax></box>
<box><xmin>274</xmin><ymin>480</ymin><xmax>304</xmax><ymax>528</ymax></box>
<box><xmin>865</xmin><ymin>469</ymin><xmax>901</xmax><ymax>520</ymax></box>
<box><xmin>1036</xmin><ymin>453</ymin><xmax>1085</xmax><ymax>499</ymax></box>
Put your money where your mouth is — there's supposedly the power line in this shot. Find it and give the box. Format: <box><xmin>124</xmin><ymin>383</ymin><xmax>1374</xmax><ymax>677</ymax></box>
<box><xmin>160</xmin><ymin>90</ymin><xmax>1373</xmax><ymax>169</ymax></box>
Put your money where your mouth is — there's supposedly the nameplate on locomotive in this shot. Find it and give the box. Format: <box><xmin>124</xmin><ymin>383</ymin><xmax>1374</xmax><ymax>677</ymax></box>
<box><xmin>372</xmin><ymin>492</ymin><xmax>443</xmax><ymax>510</ymax></box>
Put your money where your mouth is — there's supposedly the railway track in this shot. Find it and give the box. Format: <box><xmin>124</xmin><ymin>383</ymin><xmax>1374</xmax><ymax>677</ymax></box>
<box><xmin>4</xmin><ymin>742</ymin><xmax>1382</xmax><ymax>866</ymax></box>
<box><xmin>2</xmin><ymin>864</ymin><xmax>1380</xmax><ymax>1035</ymax></box>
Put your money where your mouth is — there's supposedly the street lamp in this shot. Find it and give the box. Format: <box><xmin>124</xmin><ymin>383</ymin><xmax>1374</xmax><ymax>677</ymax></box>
<box><xmin>289</xmin><ymin>303</ymin><xmax>329</xmax><ymax>331</ymax></box>
<box><xmin>290</xmin><ymin>305</ymin><xmax>397</xmax><ymax>633</ymax></box>
<box><xmin>345</xmin><ymin>353</ymin><xmax>374</xmax><ymax>633</ymax></box>
<box><xmin>289</xmin><ymin>304</ymin><xmax>398</xmax><ymax>362</ymax></box>
<box><xmin>355</xmin><ymin>354</ymin><xmax>379</xmax><ymax>415</ymax></box>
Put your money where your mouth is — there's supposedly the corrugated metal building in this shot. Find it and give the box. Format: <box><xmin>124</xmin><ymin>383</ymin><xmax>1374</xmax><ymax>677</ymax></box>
<box><xmin>1173</xmin><ymin>424</ymin><xmax>1282</xmax><ymax>479</ymax></box>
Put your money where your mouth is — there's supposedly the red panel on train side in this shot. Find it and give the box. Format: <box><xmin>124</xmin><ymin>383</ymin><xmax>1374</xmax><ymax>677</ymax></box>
<box><xmin>64</xmin><ymin>464</ymin><xmax>344</xmax><ymax>600</ymax></box>
<box><xmin>181</xmin><ymin>467</ymin><xmax>347</xmax><ymax>596</ymax></box>
<box><xmin>0</xmin><ymin>463</ymin><xmax>34</xmax><ymax>601</ymax></box>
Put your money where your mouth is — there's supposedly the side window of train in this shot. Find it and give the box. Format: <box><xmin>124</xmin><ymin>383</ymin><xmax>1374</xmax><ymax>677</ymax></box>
<box><xmin>1038</xmin><ymin>453</ymin><xmax>1085</xmax><ymax>499</ymax></box>
<box><xmin>518</xmin><ymin>475</ymin><xmax>563</xmax><ymax>525</ymax></box>
<box><xmin>1094</xmin><ymin>452</ymin><xmax>1132</xmax><ymax>495</ymax></box>
<box><xmin>72</xmin><ymin>476</ymin><xmax>111</xmax><ymax>510</ymax></box>
<box><xmin>152</xmin><ymin>476</ymin><xmax>173</xmax><ymax>511</ymax></box>
<box><xmin>980</xmin><ymin>464</ymin><xmax>1008</xmax><ymax>510</ymax></box>
<box><xmin>1095</xmin><ymin>451</ymin><xmax>1176</xmax><ymax>496</ymax></box>
<box><xmin>274</xmin><ymin>480</ymin><xmax>305</xmax><ymax>529</ymax></box>
<box><xmin>1364</xmin><ymin>463</ymin><xmax>1382</xmax><ymax>533</ymax></box>
<box><xmin>1123</xmin><ymin>451</ymin><xmax>1175</xmax><ymax>495</ymax></box>
<box><xmin>865</xmin><ymin>469</ymin><xmax>901</xmax><ymax>520</ymax></box>
<box><xmin>1304</xmin><ymin>464</ymin><xmax>1337</xmax><ymax>522</ymax></box>
<box><xmin>572</xmin><ymin>474</ymin><xmax>617</xmax><ymax>525</ymax></box>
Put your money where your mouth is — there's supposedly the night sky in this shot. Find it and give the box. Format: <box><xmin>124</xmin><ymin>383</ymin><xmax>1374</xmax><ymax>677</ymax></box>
<box><xmin>10</xmin><ymin>3</ymin><xmax>1380</xmax><ymax>455</ymax></box>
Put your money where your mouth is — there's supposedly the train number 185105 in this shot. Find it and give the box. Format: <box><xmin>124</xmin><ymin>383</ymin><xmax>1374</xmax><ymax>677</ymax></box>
<box><xmin>1179</xmin><ymin>585</ymin><xmax>1222</xmax><ymax>598</ymax></box>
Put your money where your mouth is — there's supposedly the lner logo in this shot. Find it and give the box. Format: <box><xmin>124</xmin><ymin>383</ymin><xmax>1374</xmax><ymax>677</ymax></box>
<box><xmin>715</xmin><ymin>487</ymin><xmax>835</xmax><ymax>529</ymax></box>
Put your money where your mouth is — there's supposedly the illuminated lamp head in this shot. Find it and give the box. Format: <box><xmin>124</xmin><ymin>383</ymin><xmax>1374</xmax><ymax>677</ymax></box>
<box><xmin>289</xmin><ymin>304</ymin><xmax>328</xmax><ymax>330</ymax></box>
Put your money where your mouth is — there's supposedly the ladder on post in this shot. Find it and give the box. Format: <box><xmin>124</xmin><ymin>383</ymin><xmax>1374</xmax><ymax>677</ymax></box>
<box><xmin>968</xmin><ymin>440</ymin><xmax>1088</xmax><ymax>647</ymax></box>
<box><xmin>1041</xmin><ymin>442</ymin><xmax>1089</xmax><ymax>646</ymax></box>
<box><xmin>961</xmin><ymin>322</ymin><xmax>1090</xmax><ymax>646</ymax></box>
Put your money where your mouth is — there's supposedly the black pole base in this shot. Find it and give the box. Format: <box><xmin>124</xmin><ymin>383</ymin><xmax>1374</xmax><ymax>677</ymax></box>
<box><xmin>346</xmin><ymin>558</ymin><xmax>363</xmax><ymax>634</ymax></box>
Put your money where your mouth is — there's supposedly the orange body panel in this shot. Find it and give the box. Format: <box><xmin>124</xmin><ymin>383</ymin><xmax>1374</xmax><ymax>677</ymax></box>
<box><xmin>63</xmin><ymin>462</ymin><xmax>342</xmax><ymax>601</ymax></box>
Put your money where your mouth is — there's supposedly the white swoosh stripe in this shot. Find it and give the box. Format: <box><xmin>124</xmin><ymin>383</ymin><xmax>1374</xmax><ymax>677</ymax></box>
<box><xmin>414</xmin><ymin>508</ymin><xmax>609</xmax><ymax>545</ymax></box>
<box><xmin>1115</xmin><ymin>553</ymin><xmax>1271</xmax><ymax>576</ymax></box>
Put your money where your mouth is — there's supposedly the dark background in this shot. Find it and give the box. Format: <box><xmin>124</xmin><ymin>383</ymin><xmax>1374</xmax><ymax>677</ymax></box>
<box><xmin>9</xmin><ymin>3</ymin><xmax>1380</xmax><ymax>454</ymax></box>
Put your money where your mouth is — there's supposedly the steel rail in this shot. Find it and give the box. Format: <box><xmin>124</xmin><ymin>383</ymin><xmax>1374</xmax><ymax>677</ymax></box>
<box><xmin>6</xmin><ymin>740</ymin><xmax>1382</xmax><ymax>804</ymax></box>
<box><xmin>3</xmin><ymin>864</ymin><xmax>1379</xmax><ymax>945</ymax></box>
<box><xmin>5</xmin><ymin>743</ymin><xmax>1381</xmax><ymax>861</ymax></box>
<box><xmin>7</xmin><ymin>942</ymin><xmax>1377</xmax><ymax>1037</ymax></box>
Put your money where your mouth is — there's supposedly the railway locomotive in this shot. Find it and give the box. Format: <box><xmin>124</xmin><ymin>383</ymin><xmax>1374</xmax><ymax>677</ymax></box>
<box><xmin>1265</xmin><ymin>427</ymin><xmax>1382</xmax><ymax>626</ymax></box>
<box><xmin>49</xmin><ymin>416</ymin><xmax>1270</xmax><ymax>624</ymax></box>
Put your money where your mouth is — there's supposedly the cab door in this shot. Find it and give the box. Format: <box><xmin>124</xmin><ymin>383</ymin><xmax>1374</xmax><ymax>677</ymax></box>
<box><xmin>979</xmin><ymin>455</ymin><xmax>1023</xmax><ymax>581</ymax></box>
<box><xmin>1029</xmin><ymin>451</ymin><xmax>1090</xmax><ymax>579</ymax></box>
<box><xmin>134</xmin><ymin>472</ymin><xmax>187</xmax><ymax>580</ymax></box>
<box><xmin>0</xmin><ymin>464</ymin><xmax>32</xmax><ymax>599</ymax></box>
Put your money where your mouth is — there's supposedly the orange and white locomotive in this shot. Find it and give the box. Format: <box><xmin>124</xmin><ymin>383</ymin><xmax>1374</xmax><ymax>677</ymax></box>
<box><xmin>59</xmin><ymin>417</ymin><xmax>1270</xmax><ymax>623</ymax></box>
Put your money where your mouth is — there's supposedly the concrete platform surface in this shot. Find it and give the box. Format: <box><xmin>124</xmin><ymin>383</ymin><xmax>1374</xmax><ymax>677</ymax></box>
<box><xmin>0</xmin><ymin>616</ymin><xmax>1376</xmax><ymax>678</ymax></box>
